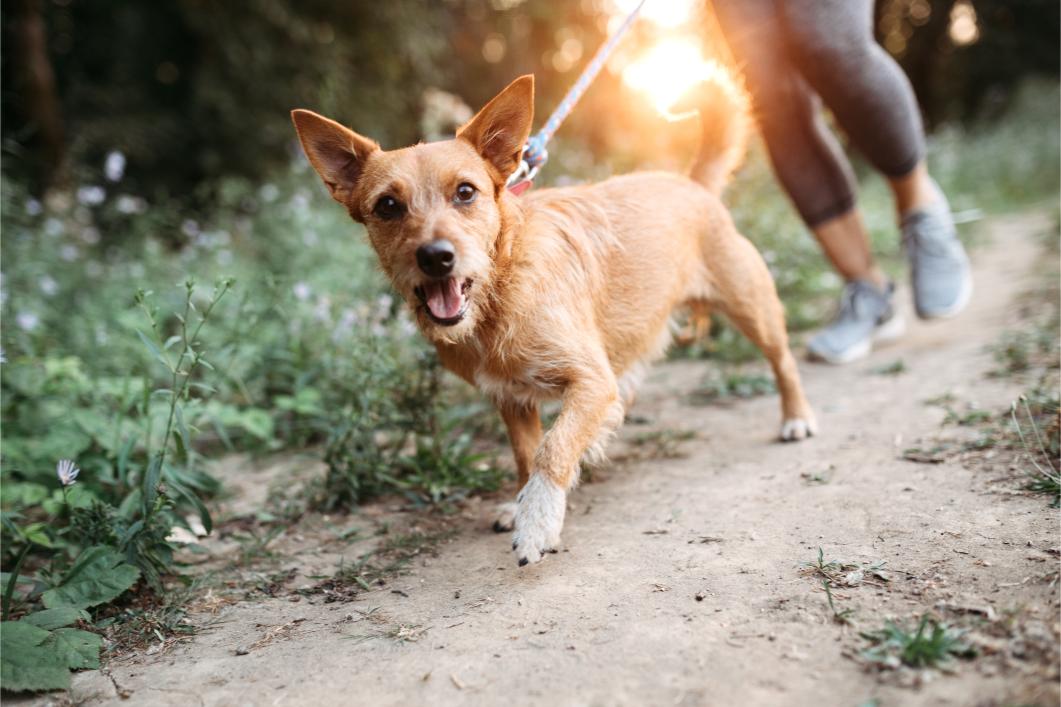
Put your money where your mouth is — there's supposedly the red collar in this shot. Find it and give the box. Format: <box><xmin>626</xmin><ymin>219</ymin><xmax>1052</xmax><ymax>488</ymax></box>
<box><xmin>507</xmin><ymin>180</ymin><xmax>533</xmax><ymax>196</ymax></box>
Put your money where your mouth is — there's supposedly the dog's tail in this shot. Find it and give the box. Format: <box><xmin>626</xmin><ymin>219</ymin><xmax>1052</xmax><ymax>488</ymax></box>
<box><xmin>682</xmin><ymin>63</ymin><xmax>751</xmax><ymax>196</ymax></box>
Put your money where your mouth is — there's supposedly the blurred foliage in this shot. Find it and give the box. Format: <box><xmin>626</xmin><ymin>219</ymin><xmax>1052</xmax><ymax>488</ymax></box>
<box><xmin>0</xmin><ymin>1</ymin><xmax>1058</xmax><ymax>689</ymax></box>
<box><xmin>2</xmin><ymin>0</ymin><xmax>1057</xmax><ymax>199</ymax></box>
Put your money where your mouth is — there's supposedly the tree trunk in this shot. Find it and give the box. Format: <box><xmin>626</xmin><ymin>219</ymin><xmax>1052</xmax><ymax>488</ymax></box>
<box><xmin>10</xmin><ymin>0</ymin><xmax>66</xmax><ymax>191</ymax></box>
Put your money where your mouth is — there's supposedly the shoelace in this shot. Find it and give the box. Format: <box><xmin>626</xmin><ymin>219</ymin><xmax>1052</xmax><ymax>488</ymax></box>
<box><xmin>903</xmin><ymin>208</ymin><xmax>956</xmax><ymax>259</ymax></box>
<box><xmin>835</xmin><ymin>281</ymin><xmax>881</xmax><ymax>323</ymax></box>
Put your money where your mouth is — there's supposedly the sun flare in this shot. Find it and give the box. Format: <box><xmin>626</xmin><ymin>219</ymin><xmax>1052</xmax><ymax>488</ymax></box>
<box><xmin>621</xmin><ymin>38</ymin><xmax>716</xmax><ymax>117</ymax></box>
<box><xmin>610</xmin><ymin>0</ymin><xmax>698</xmax><ymax>30</ymax></box>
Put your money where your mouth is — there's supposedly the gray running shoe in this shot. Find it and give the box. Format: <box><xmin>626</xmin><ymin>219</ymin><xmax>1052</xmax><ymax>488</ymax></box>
<box><xmin>902</xmin><ymin>193</ymin><xmax>972</xmax><ymax>320</ymax></box>
<box><xmin>807</xmin><ymin>280</ymin><xmax>905</xmax><ymax>365</ymax></box>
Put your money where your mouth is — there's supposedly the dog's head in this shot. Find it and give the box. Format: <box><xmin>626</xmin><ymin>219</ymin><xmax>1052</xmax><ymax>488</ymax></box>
<box><xmin>291</xmin><ymin>76</ymin><xmax>534</xmax><ymax>343</ymax></box>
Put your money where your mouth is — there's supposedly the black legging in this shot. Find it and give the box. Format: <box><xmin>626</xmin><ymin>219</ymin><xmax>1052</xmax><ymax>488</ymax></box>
<box><xmin>712</xmin><ymin>0</ymin><xmax>925</xmax><ymax>227</ymax></box>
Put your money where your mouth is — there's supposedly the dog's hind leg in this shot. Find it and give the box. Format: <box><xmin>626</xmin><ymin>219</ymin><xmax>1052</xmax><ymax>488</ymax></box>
<box><xmin>493</xmin><ymin>401</ymin><xmax>543</xmax><ymax>532</ymax></box>
<box><xmin>704</xmin><ymin>234</ymin><xmax>818</xmax><ymax>442</ymax></box>
<box><xmin>675</xmin><ymin>301</ymin><xmax>712</xmax><ymax>347</ymax></box>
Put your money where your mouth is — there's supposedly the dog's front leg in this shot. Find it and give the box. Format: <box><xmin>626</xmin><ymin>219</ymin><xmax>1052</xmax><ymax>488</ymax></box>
<box><xmin>492</xmin><ymin>401</ymin><xmax>542</xmax><ymax>532</ymax></box>
<box><xmin>512</xmin><ymin>368</ymin><xmax>620</xmax><ymax>566</ymax></box>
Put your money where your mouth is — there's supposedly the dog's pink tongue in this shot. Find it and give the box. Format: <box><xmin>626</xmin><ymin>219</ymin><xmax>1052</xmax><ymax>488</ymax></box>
<box><xmin>425</xmin><ymin>278</ymin><xmax>463</xmax><ymax>319</ymax></box>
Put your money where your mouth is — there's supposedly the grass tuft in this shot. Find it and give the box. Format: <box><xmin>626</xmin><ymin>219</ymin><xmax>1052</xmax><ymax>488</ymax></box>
<box><xmin>860</xmin><ymin>615</ymin><xmax>976</xmax><ymax>670</ymax></box>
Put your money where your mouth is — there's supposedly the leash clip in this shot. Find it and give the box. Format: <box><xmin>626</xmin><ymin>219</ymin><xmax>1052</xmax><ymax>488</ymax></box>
<box><xmin>505</xmin><ymin>143</ymin><xmax>545</xmax><ymax>193</ymax></box>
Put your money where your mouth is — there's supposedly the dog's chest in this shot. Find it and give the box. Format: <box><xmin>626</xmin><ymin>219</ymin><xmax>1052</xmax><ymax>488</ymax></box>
<box><xmin>474</xmin><ymin>366</ymin><xmax>559</xmax><ymax>407</ymax></box>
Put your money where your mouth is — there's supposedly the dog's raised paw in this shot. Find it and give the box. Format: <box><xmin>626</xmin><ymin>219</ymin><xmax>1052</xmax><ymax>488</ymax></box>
<box><xmin>492</xmin><ymin>502</ymin><xmax>517</xmax><ymax>533</ymax></box>
<box><xmin>511</xmin><ymin>475</ymin><xmax>565</xmax><ymax>566</ymax></box>
<box><xmin>780</xmin><ymin>416</ymin><xmax>818</xmax><ymax>442</ymax></box>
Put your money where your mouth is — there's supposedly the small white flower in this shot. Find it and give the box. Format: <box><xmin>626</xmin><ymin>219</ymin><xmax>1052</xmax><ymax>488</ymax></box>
<box><xmin>25</xmin><ymin>198</ymin><xmax>42</xmax><ymax>216</ymax></box>
<box><xmin>39</xmin><ymin>276</ymin><xmax>58</xmax><ymax>296</ymax></box>
<box><xmin>104</xmin><ymin>151</ymin><xmax>126</xmax><ymax>182</ymax></box>
<box><xmin>259</xmin><ymin>183</ymin><xmax>279</xmax><ymax>202</ymax></box>
<box><xmin>313</xmin><ymin>295</ymin><xmax>332</xmax><ymax>323</ymax></box>
<box><xmin>80</xmin><ymin>227</ymin><xmax>101</xmax><ymax>245</ymax></box>
<box><xmin>332</xmin><ymin>308</ymin><xmax>360</xmax><ymax>342</ymax></box>
<box><xmin>181</xmin><ymin>219</ymin><xmax>200</xmax><ymax>237</ymax></box>
<box><xmin>56</xmin><ymin>459</ymin><xmax>80</xmax><ymax>486</ymax></box>
<box><xmin>293</xmin><ymin>282</ymin><xmax>311</xmax><ymax>301</ymax></box>
<box><xmin>375</xmin><ymin>294</ymin><xmax>394</xmax><ymax>320</ymax></box>
<box><xmin>60</xmin><ymin>244</ymin><xmax>80</xmax><ymax>262</ymax></box>
<box><xmin>76</xmin><ymin>185</ymin><xmax>106</xmax><ymax>206</ymax></box>
<box><xmin>16</xmin><ymin>311</ymin><xmax>39</xmax><ymax>331</ymax></box>
<box><xmin>44</xmin><ymin>218</ymin><xmax>64</xmax><ymax>237</ymax></box>
<box><xmin>115</xmin><ymin>195</ymin><xmax>146</xmax><ymax>214</ymax></box>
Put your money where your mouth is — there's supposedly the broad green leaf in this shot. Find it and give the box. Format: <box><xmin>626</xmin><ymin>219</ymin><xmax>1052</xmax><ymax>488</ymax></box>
<box><xmin>43</xmin><ymin>628</ymin><xmax>101</xmax><ymax>670</ymax></box>
<box><xmin>170</xmin><ymin>482</ymin><xmax>213</xmax><ymax>535</ymax></box>
<box><xmin>142</xmin><ymin>454</ymin><xmax>163</xmax><ymax>511</ymax></box>
<box><xmin>0</xmin><ymin>621</ymin><xmax>70</xmax><ymax>692</ymax></box>
<box><xmin>175</xmin><ymin>402</ymin><xmax>190</xmax><ymax>455</ymax></box>
<box><xmin>0</xmin><ymin>483</ymin><xmax>50</xmax><ymax>509</ymax></box>
<box><xmin>135</xmin><ymin>329</ymin><xmax>168</xmax><ymax>367</ymax></box>
<box><xmin>238</xmin><ymin>408</ymin><xmax>273</xmax><ymax>440</ymax></box>
<box><xmin>41</xmin><ymin>546</ymin><xmax>140</xmax><ymax>610</ymax></box>
<box><xmin>21</xmin><ymin>608</ymin><xmax>90</xmax><ymax>631</ymax></box>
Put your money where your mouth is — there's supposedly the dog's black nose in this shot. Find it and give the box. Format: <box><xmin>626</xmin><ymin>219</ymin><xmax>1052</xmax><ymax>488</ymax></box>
<box><xmin>416</xmin><ymin>240</ymin><xmax>456</xmax><ymax>277</ymax></box>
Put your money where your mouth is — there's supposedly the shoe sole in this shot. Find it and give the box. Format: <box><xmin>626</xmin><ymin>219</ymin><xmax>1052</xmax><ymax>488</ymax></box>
<box><xmin>808</xmin><ymin>314</ymin><xmax>907</xmax><ymax>366</ymax></box>
<box><xmin>916</xmin><ymin>266</ymin><xmax>973</xmax><ymax>320</ymax></box>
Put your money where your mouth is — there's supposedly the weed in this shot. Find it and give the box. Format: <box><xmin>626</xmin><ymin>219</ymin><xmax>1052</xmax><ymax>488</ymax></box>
<box><xmin>802</xmin><ymin>548</ymin><xmax>889</xmax><ymax>626</ymax></box>
<box><xmin>1010</xmin><ymin>393</ymin><xmax>1061</xmax><ymax>506</ymax></box>
<box><xmin>305</xmin><ymin>528</ymin><xmax>456</xmax><ymax>603</ymax></box>
<box><xmin>901</xmin><ymin>445</ymin><xmax>954</xmax><ymax>464</ymax></box>
<box><xmin>800</xmin><ymin>467</ymin><xmax>833</xmax><ymax>485</ymax></box>
<box><xmin>803</xmin><ymin>548</ymin><xmax>890</xmax><ymax>585</ymax></box>
<box><xmin>942</xmin><ymin>407</ymin><xmax>994</xmax><ymax>427</ymax></box>
<box><xmin>627</xmin><ymin>429</ymin><xmax>697</xmax><ymax>460</ymax></box>
<box><xmin>871</xmin><ymin>359</ymin><xmax>907</xmax><ymax>376</ymax></box>
<box><xmin>923</xmin><ymin>392</ymin><xmax>958</xmax><ymax>407</ymax></box>
<box><xmin>822</xmin><ymin>580</ymin><xmax>855</xmax><ymax>625</ymax></box>
<box><xmin>860</xmin><ymin>615</ymin><xmax>976</xmax><ymax>669</ymax></box>
<box><xmin>689</xmin><ymin>370</ymin><xmax>776</xmax><ymax>405</ymax></box>
<box><xmin>318</xmin><ymin>352</ymin><xmax>502</xmax><ymax>511</ymax></box>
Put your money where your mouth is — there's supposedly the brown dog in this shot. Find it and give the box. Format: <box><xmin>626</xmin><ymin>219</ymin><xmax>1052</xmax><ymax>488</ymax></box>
<box><xmin>292</xmin><ymin>70</ymin><xmax>816</xmax><ymax>566</ymax></box>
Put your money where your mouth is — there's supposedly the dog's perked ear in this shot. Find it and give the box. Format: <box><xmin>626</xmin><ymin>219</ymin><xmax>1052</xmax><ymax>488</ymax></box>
<box><xmin>290</xmin><ymin>109</ymin><xmax>379</xmax><ymax>207</ymax></box>
<box><xmin>457</xmin><ymin>75</ymin><xmax>535</xmax><ymax>184</ymax></box>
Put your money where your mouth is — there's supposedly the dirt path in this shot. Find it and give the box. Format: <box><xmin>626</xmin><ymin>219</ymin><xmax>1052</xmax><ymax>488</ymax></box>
<box><xmin>50</xmin><ymin>211</ymin><xmax>1059</xmax><ymax>706</ymax></box>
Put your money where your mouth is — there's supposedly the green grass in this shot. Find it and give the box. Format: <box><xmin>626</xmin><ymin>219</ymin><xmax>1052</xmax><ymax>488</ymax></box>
<box><xmin>860</xmin><ymin>615</ymin><xmax>976</xmax><ymax>670</ymax></box>
<box><xmin>1010</xmin><ymin>392</ymin><xmax>1061</xmax><ymax>506</ymax></box>
<box><xmin>688</xmin><ymin>370</ymin><xmax>776</xmax><ymax>404</ymax></box>
<box><xmin>0</xmin><ymin>77</ymin><xmax>1057</xmax><ymax>690</ymax></box>
<box><xmin>870</xmin><ymin>359</ymin><xmax>907</xmax><ymax>376</ymax></box>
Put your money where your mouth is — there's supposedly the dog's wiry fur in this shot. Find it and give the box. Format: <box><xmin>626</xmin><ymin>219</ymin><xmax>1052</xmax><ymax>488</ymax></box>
<box><xmin>292</xmin><ymin>70</ymin><xmax>817</xmax><ymax>566</ymax></box>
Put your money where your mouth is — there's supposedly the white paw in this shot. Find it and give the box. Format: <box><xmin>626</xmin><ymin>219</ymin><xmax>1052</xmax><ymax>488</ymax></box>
<box><xmin>511</xmin><ymin>475</ymin><xmax>566</xmax><ymax>566</ymax></box>
<box><xmin>491</xmin><ymin>502</ymin><xmax>517</xmax><ymax>533</ymax></box>
<box><xmin>780</xmin><ymin>416</ymin><xmax>818</xmax><ymax>442</ymax></box>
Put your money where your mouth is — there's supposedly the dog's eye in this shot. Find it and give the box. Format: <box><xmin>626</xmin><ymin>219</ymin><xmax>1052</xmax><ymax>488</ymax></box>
<box><xmin>373</xmin><ymin>196</ymin><xmax>405</xmax><ymax>220</ymax></box>
<box><xmin>454</xmin><ymin>183</ymin><xmax>477</xmax><ymax>205</ymax></box>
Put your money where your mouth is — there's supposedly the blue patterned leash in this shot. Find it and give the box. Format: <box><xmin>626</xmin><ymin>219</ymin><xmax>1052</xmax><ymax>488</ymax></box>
<box><xmin>507</xmin><ymin>0</ymin><xmax>647</xmax><ymax>192</ymax></box>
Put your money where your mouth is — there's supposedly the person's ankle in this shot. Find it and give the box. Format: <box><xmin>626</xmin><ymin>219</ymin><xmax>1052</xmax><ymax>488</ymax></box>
<box><xmin>850</xmin><ymin>269</ymin><xmax>888</xmax><ymax>291</ymax></box>
<box><xmin>892</xmin><ymin>164</ymin><xmax>941</xmax><ymax>217</ymax></box>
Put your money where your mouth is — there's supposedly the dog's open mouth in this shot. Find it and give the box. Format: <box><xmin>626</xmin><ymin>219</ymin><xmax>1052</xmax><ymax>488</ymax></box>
<box><xmin>414</xmin><ymin>278</ymin><xmax>472</xmax><ymax>326</ymax></box>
